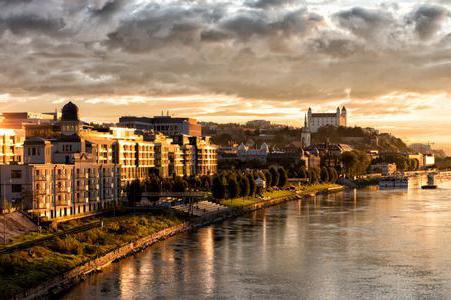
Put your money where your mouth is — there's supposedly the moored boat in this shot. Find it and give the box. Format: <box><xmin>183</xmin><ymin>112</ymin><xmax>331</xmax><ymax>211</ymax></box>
<box><xmin>421</xmin><ymin>173</ymin><xmax>437</xmax><ymax>189</ymax></box>
<box><xmin>379</xmin><ymin>176</ymin><xmax>409</xmax><ymax>188</ymax></box>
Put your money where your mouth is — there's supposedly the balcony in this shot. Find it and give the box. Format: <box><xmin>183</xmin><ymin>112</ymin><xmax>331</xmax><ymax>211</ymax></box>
<box><xmin>35</xmin><ymin>175</ymin><xmax>48</xmax><ymax>181</ymax></box>
<box><xmin>56</xmin><ymin>174</ymin><xmax>70</xmax><ymax>180</ymax></box>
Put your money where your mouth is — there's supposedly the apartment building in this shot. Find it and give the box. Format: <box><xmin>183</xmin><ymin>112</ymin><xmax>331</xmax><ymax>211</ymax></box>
<box><xmin>151</xmin><ymin>133</ymin><xmax>171</xmax><ymax>178</ymax></box>
<box><xmin>0</xmin><ymin>129</ymin><xmax>24</xmax><ymax>165</ymax></box>
<box><xmin>0</xmin><ymin>140</ymin><xmax>119</xmax><ymax>218</ymax></box>
<box><xmin>168</xmin><ymin>144</ymin><xmax>184</xmax><ymax>177</ymax></box>
<box><xmin>189</xmin><ymin>136</ymin><xmax>217</xmax><ymax>176</ymax></box>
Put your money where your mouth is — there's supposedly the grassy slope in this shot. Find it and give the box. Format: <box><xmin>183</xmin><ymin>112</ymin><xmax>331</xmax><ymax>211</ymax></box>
<box><xmin>221</xmin><ymin>184</ymin><xmax>342</xmax><ymax>208</ymax></box>
<box><xmin>0</xmin><ymin>213</ymin><xmax>182</xmax><ymax>299</ymax></box>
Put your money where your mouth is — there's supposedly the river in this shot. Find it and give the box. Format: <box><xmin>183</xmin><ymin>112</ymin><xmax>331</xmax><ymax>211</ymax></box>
<box><xmin>63</xmin><ymin>178</ymin><xmax>451</xmax><ymax>299</ymax></box>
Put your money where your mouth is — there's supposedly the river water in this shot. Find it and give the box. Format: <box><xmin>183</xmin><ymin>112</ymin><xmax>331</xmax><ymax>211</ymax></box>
<box><xmin>63</xmin><ymin>178</ymin><xmax>451</xmax><ymax>299</ymax></box>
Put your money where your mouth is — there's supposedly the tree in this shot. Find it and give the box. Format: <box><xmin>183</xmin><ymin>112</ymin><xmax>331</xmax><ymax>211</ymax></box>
<box><xmin>162</xmin><ymin>179</ymin><xmax>173</xmax><ymax>191</ymax></box>
<box><xmin>377</xmin><ymin>153</ymin><xmax>409</xmax><ymax>172</ymax></box>
<box><xmin>277</xmin><ymin>167</ymin><xmax>288</xmax><ymax>187</ymax></box>
<box><xmin>328</xmin><ymin>167</ymin><xmax>338</xmax><ymax>183</ymax></box>
<box><xmin>263</xmin><ymin>170</ymin><xmax>272</xmax><ymax>189</ymax></box>
<box><xmin>269</xmin><ymin>166</ymin><xmax>279</xmax><ymax>187</ymax></box>
<box><xmin>212</xmin><ymin>175</ymin><xmax>227</xmax><ymax>200</ymax></box>
<box><xmin>320</xmin><ymin>167</ymin><xmax>330</xmax><ymax>183</ymax></box>
<box><xmin>308</xmin><ymin>169</ymin><xmax>319</xmax><ymax>184</ymax></box>
<box><xmin>173</xmin><ymin>177</ymin><xmax>188</xmax><ymax>192</ymax></box>
<box><xmin>341</xmin><ymin>151</ymin><xmax>359</xmax><ymax>177</ymax></box>
<box><xmin>299</xmin><ymin>166</ymin><xmax>307</xmax><ymax>179</ymax></box>
<box><xmin>127</xmin><ymin>179</ymin><xmax>142</xmax><ymax>206</ymax></box>
<box><xmin>145</xmin><ymin>175</ymin><xmax>161</xmax><ymax>193</ymax></box>
<box><xmin>201</xmin><ymin>175</ymin><xmax>213</xmax><ymax>190</ymax></box>
<box><xmin>239</xmin><ymin>174</ymin><xmax>250</xmax><ymax>197</ymax></box>
<box><xmin>247</xmin><ymin>172</ymin><xmax>256</xmax><ymax>196</ymax></box>
<box><xmin>227</xmin><ymin>176</ymin><xmax>240</xmax><ymax>199</ymax></box>
<box><xmin>354</xmin><ymin>150</ymin><xmax>371</xmax><ymax>175</ymax></box>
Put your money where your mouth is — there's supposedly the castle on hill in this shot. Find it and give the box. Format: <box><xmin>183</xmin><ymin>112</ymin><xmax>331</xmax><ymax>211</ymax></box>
<box><xmin>306</xmin><ymin>107</ymin><xmax>347</xmax><ymax>133</ymax></box>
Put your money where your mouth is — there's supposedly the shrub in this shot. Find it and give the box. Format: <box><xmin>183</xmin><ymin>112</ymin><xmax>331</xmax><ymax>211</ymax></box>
<box><xmin>50</xmin><ymin>237</ymin><xmax>83</xmax><ymax>255</ymax></box>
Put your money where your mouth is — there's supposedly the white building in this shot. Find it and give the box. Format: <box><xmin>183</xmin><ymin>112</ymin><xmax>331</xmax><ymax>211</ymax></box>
<box><xmin>307</xmin><ymin>107</ymin><xmax>347</xmax><ymax>133</ymax></box>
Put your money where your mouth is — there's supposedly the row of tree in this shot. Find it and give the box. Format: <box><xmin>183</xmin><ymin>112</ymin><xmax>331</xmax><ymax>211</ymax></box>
<box><xmin>211</xmin><ymin>166</ymin><xmax>288</xmax><ymax>200</ymax></box>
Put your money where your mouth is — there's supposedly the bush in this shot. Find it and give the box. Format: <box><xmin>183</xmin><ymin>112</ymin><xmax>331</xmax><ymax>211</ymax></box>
<box><xmin>269</xmin><ymin>166</ymin><xmax>279</xmax><ymax>187</ymax></box>
<box><xmin>84</xmin><ymin>244</ymin><xmax>98</xmax><ymax>255</ymax></box>
<box><xmin>212</xmin><ymin>175</ymin><xmax>227</xmax><ymax>199</ymax></box>
<box><xmin>227</xmin><ymin>176</ymin><xmax>240</xmax><ymax>199</ymax></box>
<box><xmin>50</xmin><ymin>237</ymin><xmax>83</xmax><ymax>255</ymax></box>
<box><xmin>277</xmin><ymin>167</ymin><xmax>288</xmax><ymax>187</ymax></box>
<box><xmin>138</xmin><ymin>216</ymin><xmax>149</xmax><ymax>226</ymax></box>
<box><xmin>320</xmin><ymin>167</ymin><xmax>330</xmax><ymax>183</ymax></box>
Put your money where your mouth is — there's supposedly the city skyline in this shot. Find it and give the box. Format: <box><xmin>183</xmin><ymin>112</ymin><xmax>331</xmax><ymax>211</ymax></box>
<box><xmin>0</xmin><ymin>0</ymin><xmax>450</xmax><ymax>143</ymax></box>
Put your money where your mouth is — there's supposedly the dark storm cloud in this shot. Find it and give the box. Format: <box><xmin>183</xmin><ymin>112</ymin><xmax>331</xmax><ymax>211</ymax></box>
<box><xmin>408</xmin><ymin>4</ymin><xmax>450</xmax><ymax>40</ymax></box>
<box><xmin>220</xmin><ymin>9</ymin><xmax>323</xmax><ymax>41</ymax></box>
<box><xmin>0</xmin><ymin>14</ymin><xmax>66</xmax><ymax>36</ymax></box>
<box><xmin>105</xmin><ymin>4</ymin><xmax>220</xmax><ymax>52</ymax></box>
<box><xmin>106</xmin><ymin>5</ymin><xmax>323</xmax><ymax>51</ymax></box>
<box><xmin>247</xmin><ymin>0</ymin><xmax>299</xmax><ymax>9</ymax></box>
<box><xmin>308</xmin><ymin>32</ymin><xmax>365</xmax><ymax>58</ymax></box>
<box><xmin>332</xmin><ymin>7</ymin><xmax>396</xmax><ymax>41</ymax></box>
<box><xmin>200</xmin><ymin>29</ymin><xmax>231</xmax><ymax>42</ymax></box>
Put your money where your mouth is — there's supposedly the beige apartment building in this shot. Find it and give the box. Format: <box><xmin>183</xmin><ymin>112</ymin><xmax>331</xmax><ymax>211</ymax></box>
<box><xmin>193</xmin><ymin>136</ymin><xmax>218</xmax><ymax>176</ymax></box>
<box><xmin>0</xmin><ymin>140</ymin><xmax>119</xmax><ymax>218</ymax></box>
<box><xmin>0</xmin><ymin>129</ymin><xmax>24</xmax><ymax>165</ymax></box>
<box><xmin>169</xmin><ymin>144</ymin><xmax>184</xmax><ymax>177</ymax></box>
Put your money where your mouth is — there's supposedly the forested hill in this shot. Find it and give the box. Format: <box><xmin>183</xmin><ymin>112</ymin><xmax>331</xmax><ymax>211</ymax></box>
<box><xmin>312</xmin><ymin>126</ymin><xmax>410</xmax><ymax>153</ymax></box>
<box><xmin>204</xmin><ymin>122</ymin><xmax>410</xmax><ymax>154</ymax></box>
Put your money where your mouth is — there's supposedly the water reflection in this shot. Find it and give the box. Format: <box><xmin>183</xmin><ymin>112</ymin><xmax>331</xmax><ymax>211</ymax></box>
<box><xmin>63</xmin><ymin>179</ymin><xmax>451</xmax><ymax>299</ymax></box>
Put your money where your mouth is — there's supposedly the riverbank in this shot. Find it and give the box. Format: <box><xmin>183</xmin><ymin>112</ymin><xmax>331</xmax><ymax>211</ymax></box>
<box><xmin>3</xmin><ymin>184</ymin><xmax>343</xmax><ymax>299</ymax></box>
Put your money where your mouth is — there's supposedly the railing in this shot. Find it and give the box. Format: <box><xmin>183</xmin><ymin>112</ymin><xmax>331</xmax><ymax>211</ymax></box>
<box><xmin>143</xmin><ymin>191</ymin><xmax>211</xmax><ymax>198</ymax></box>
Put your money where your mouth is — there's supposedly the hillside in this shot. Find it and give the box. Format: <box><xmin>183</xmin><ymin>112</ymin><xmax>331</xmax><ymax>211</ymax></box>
<box><xmin>204</xmin><ymin>122</ymin><xmax>410</xmax><ymax>153</ymax></box>
<box><xmin>312</xmin><ymin>126</ymin><xmax>410</xmax><ymax>153</ymax></box>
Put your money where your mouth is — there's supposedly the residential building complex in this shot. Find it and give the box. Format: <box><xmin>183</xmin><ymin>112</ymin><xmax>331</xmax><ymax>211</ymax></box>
<box><xmin>0</xmin><ymin>102</ymin><xmax>217</xmax><ymax>219</ymax></box>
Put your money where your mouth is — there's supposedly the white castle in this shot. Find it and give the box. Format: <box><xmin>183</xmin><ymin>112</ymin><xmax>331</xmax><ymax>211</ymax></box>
<box><xmin>306</xmin><ymin>106</ymin><xmax>347</xmax><ymax>133</ymax></box>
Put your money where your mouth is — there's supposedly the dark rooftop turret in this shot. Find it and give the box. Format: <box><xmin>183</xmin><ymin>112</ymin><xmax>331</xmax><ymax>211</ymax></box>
<box><xmin>61</xmin><ymin>101</ymin><xmax>79</xmax><ymax>122</ymax></box>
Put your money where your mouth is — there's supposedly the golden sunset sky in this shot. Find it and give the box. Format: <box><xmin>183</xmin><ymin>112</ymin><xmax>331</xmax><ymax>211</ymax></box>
<box><xmin>0</xmin><ymin>0</ymin><xmax>450</xmax><ymax>144</ymax></box>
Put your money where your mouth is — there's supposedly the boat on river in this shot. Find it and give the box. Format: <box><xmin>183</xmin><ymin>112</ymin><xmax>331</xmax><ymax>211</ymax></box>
<box><xmin>379</xmin><ymin>176</ymin><xmax>409</xmax><ymax>188</ymax></box>
<box><xmin>422</xmin><ymin>173</ymin><xmax>437</xmax><ymax>189</ymax></box>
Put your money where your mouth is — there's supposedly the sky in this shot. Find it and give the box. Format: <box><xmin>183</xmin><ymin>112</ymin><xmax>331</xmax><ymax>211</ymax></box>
<box><xmin>0</xmin><ymin>0</ymin><xmax>450</xmax><ymax>144</ymax></box>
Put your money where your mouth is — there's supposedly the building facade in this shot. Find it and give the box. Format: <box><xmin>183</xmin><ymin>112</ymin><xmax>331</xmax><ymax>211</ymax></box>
<box><xmin>0</xmin><ymin>129</ymin><xmax>24</xmax><ymax>165</ymax></box>
<box><xmin>307</xmin><ymin>107</ymin><xmax>347</xmax><ymax>133</ymax></box>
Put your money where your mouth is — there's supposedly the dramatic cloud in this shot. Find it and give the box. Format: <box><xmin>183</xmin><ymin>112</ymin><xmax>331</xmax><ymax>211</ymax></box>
<box><xmin>408</xmin><ymin>4</ymin><xmax>450</xmax><ymax>40</ymax></box>
<box><xmin>0</xmin><ymin>0</ymin><xmax>450</xmax><ymax>142</ymax></box>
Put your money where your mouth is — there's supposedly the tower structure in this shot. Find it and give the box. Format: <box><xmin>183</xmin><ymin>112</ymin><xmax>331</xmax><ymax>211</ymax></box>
<box><xmin>61</xmin><ymin>101</ymin><xmax>81</xmax><ymax>136</ymax></box>
<box><xmin>301</xmin><ymin>114</ymin><xmax>311</xmax><ymax>147</ymax></box>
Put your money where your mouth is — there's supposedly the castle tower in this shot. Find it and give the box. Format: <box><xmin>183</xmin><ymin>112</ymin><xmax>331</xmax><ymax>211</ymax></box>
<box><xmin>341</xmin><ymin>106</ymin><xmax>347</xmax><ymax>127</ymax></box>
<box><xmin>301</xmin><ymin>113</ymin><xmax>311</xmax><ymax>147</ymax></box>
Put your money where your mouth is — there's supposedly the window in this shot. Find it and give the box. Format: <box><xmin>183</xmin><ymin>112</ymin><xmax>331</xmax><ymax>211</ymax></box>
<box><xmin>11</xmin><ymin>170</ymin><xmax>22</xmax><ymax>179</ymax></box>
<box><xmin>11</xmin><ymin>184</ymin><xmax>22</xmax><ymax>193</ymax></box>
